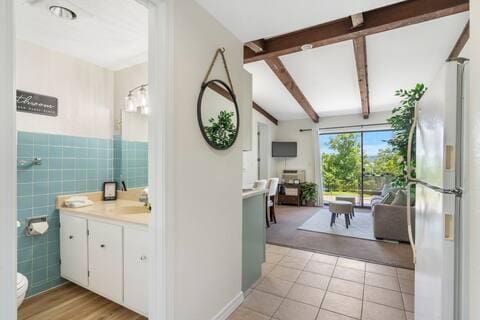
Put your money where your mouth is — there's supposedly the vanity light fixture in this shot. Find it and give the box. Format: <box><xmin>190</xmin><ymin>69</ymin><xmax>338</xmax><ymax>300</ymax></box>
<box><xmin>49</xmin><ymin>6</ymin><xmax>77</xmax><ymax>20</ymax></box>
<box><xmin>124</xmin><ymin>84</ymin><xmax>149</xmax><ymax>115</ymax></box>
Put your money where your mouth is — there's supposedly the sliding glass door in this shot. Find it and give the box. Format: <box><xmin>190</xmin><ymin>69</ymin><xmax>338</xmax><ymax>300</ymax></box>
<box><xmin>320</xmin><ymin>130</ymin><xmax>400</xmax><ymax>207</ymax></box>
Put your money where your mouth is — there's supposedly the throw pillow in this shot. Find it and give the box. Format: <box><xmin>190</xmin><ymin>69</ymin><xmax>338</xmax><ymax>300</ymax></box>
<box><xmin>391</xmin><ymin>190</ymin><xmax>408</xmax><ymax>206</ymax></box>
<box><xmin>380</xmin><ymin>191</ymin><xmax>396</xmax><ymax>205</ymax></box>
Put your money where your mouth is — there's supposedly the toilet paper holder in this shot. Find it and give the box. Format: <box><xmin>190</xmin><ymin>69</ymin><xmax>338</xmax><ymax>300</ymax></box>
<box><xmin>26</xmin><ymin>216</ymin><xmax>49</xmax><ymax>236</ymax></box>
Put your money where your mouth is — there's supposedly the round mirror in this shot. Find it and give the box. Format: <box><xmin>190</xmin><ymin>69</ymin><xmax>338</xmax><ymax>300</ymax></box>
<box><xmin>197</xmin><ymin>79</ymin><xmax>239</xmax><ymax>150</ymax></box>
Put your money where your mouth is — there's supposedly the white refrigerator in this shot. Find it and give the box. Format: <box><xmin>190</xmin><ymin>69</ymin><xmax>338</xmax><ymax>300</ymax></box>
<box><xmin>412</xmin><ymin>59</ymin><xmax>468</xmax><ymax>320</ymax></box>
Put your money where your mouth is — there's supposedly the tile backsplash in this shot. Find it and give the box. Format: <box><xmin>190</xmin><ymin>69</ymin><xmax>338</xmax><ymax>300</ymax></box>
<box><xmin>113</xmin><ymin>136</ymin><xmax>148</xmax><ymax>189</ymax></box>
<box><xmin>17</xmin><ymin>131</ymin><xmax>113</xmax><ymax>296</ymax></box>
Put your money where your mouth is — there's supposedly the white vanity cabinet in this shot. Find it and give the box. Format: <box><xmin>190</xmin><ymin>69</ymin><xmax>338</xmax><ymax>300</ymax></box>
<box><xmin>124</xmin><ymin>227</ymin><xmax>149</xmax><ymax>314</ymax></box>
<box><xmin>59</xmin><ymin>214</ymin><xmax>89</xmax><ymax>287</ymax></box>
<box><xmin>88</xmin><ymin>220</ymin><xmax>123</xmax><ymax>303</ymax></box>
<box><xmin>59</xmin><ymin>211</ymin><xmax>148</xmax><ymax>316</ymax></box>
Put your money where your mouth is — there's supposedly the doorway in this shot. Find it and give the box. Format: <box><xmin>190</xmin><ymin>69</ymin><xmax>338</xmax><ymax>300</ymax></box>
<box><xmin>257</xmin><ymin>122</ymin><xmax>269</xmax><ymax>180</ymax></box>
<box><xmin>319</xmin><ymin>129</ymin><xmax>399</xmax><ymax>207</ymax></box>
<box><xmin>0</xmin><ymin>1</ymin><xmax>170</xmax><ymax>319</ymax></box>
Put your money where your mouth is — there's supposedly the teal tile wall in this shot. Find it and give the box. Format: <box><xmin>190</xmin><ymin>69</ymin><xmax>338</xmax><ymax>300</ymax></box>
<box><xmin>113</xmin><ymin>136</ymin><xmax>148</xmax><ymax>189</ymax></box>
<box><xmin>17</xmin><ymin>131</ymin><xmax>113</xmax><ymax>296</ymax></box>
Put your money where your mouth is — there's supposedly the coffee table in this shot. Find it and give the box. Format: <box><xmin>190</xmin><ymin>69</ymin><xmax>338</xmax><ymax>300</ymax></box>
<box><xmin>329</xmin><ymin>200</ymin><xmax>353</xmax><ymax>229</ymax></box>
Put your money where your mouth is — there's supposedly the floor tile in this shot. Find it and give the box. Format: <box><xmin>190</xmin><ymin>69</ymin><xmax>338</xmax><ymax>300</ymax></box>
<box><xmin>337</xmin><ymin>258</ymin><xmax>366</xmax><ymax>271</ymax></box>
<box><xmin>287</xmin><ymin>283</ymin><xmax>325</xmax><ymax>307</ymax></box>
<box><xmin>279</xmin><ymin>255</ymin><xmax>309</xmax><ymax>270</ymax></box>
<box><xmin>286</xmin><ymin>249</ymin><xmax>314</xmax><ymax>260</ymax></box>
<box><xmin>364</xmin><ymin>285</ymin><xmax>403</xmax><ymax>309</ymax></box>
<box><xmin>405</xmin><ymin>311</ymin><xmax>414</xmax><ymax>320</ymax></box>
<box><xmin>262</xmin><ymin>262</ymin><xmax>276</xmax><ymax>276</ymax></box>
<box><xmin>227</xmin><ymin>307</ymin><xmax>270</xmax><ymax>320</ymax></box>
<box><xmin>366</xmin><ymin>263</ymin><xmax>397</xmax><ymax>277</ymax></box>
<box><xmin>311</xmin><ymin>253</ymin><xmax>338</xmax><ymax>265</ymax></box>
<box><xmin>242</xmin><ymin>290</ymin><xmax>283</xmax><ymax>317</ymax></box>
<box><xmin>399</xmin><ymin>278</ymin><xmax>414</xmax><ymax>295</ymax></box>
<box><xmin>321</xmin><ymin>292</ymin><xmax>362</xmax><ymax>319</ymax></box>
<box><xmin>365</xmin><ymin>272</ymin><xmax>400</xmax><ymax>291</ymax></box>
<box><xmin>396</xmin><ymin>268</ymin><xmax>414</xmax><ymax>281</ymax></box>
<box><xmin>305</xmin><ymin>261</ymin><xmax>335</xmax><ymax>277</ymax></box>
<box><xmin>267</xmin><ymin>244</ymin><xmax>292</xmax><ymax>255</ymax></box>
<box><xmin>362</xmin><ymin>301</ymin><xmax>406</xmax><ymax>320</ymax></box>
<box><xmin>274</xmin><ymin>299</ymin><xmax>319</xmax><ymax>320</ymax></box>
<box><xmin>270</xmin><ymin>265</ymin><xmax>302</xmax><ymax>282</ymax></box>
<box><xmin>297</xmin><ymin>271</ymin><xmax>331</xmax><ymax>290</ymax></box>
<box><xmin>327</xmin><ymin>278</ymin><xmax>364</xmax><ymax>299</ymax></box>
<box><xmin>316</xmin><ymin>309</ymin><xmax>356</xmax><ymax>320</ymax></box>
<box><xmin>266</xmin><ymin>252</ymin><xmax>284</xmax><ymax>264</ymax></box>
<box><xmin>333</xmin><ymin>266</ymin><xmax>365</xmax><ymax>284</ymax></box>
<box><xmin>256</xmin><ymin>276</ymin><xmax>294</xmax><ymax>297</ymax></box>
<box><xmin>251</xmin><ymin>276</ymin><xmax>263</xmax><ymax>289</ymax></box>
<box><xmin>402</xmin><ymin>293</ymin><xmax>414</xmax><ymax>312</ymax></box>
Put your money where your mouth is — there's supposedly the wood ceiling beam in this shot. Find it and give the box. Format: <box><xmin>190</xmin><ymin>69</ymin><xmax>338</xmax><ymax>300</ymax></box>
<box><xmin>207</xmin><ymin>82</ymin><xmax>278</xmax><ymax>126</ymax></box>
<box><xmin>265</xmin><ymin>57</ymin><xmax>319</xmax><ymax>123</ymax></box>
<box><xmin>245</xmin><ymin>40</ymin><xmax>265</xmax><ymax>53</ymax></box>
<box><xmin>447</xmin><ymin>20</ymin><xmax>470</xmax><ymax>60</ymax></box>
<box><xmin>244</xmin><ymin>0</ymin><xmax>469</xmax><ymax>63</ymax></box>
<box><xmin>253</xmin><ymin>102</ymin><xmax>278</xmax><ymax>125</ymax></box>
<box><xmin>352</xmin><ymin>37</ymin><xmax>370</xmax><ymax>119</ymax></box>
<box><xmin>351</xmin><ymin>13</ymin><xmax>364</xmax><ymax>29</ymax></box>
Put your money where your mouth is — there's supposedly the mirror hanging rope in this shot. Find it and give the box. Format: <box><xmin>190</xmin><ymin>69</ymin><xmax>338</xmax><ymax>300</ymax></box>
<box><xmin>202</xmin><ymin>48</ymin><xmax>235</xmax><ymax>97</ymax></box>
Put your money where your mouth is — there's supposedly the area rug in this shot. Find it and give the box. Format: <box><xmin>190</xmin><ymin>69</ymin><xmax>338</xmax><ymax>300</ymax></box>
<box><xmin>298</xmin><ymin>207</ymin><xmax>376</xmax><ymax>241</ymax></box>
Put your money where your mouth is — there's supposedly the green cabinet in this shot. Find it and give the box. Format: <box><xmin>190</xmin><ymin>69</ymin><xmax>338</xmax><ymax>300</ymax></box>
<box><xmin>242</xmin><ymin>192</ymin><xmax>266</xmax><ymax>291</ymax></box>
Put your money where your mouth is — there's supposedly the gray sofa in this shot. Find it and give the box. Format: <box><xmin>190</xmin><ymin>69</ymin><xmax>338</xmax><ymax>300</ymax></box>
<box><xmin>372</xmin><ymin>204</ymin><xmax>415</xmax><ymax>243</ymax></box>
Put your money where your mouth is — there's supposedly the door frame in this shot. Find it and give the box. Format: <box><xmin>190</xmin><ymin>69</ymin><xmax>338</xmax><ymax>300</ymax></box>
<box><xmin>0</xmin><ymin>1</ymin><xmax>173</xmax><ymax>319</ymax></box>
<box><xmin>257</xmin><ymin>122</ymin><xmax>269</xmax><ymax>180</ymax></box>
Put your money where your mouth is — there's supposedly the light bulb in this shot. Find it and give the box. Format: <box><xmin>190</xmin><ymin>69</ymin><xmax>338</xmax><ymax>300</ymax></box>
<box><xmin>125</xmin><ymin>93</ymin><xmax>136</xmax><ymax>112</ymax></box>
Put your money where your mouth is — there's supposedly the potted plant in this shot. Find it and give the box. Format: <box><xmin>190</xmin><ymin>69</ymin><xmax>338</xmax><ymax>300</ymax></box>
<box><xmin>301</xmin><ymin>182</ymin><xmax>318</xmax><ymax>207</ymax></box>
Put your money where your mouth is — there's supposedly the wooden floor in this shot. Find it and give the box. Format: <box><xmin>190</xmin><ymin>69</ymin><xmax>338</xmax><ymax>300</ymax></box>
<box><xmin>18</xmin><ymin>282</ymin><xmax>146</xmax><ymax>320</ymax></box>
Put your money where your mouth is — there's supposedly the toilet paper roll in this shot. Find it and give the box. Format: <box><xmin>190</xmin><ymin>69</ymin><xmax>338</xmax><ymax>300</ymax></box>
<box><xmin>28</xmin><ymin>221</ymin><xmax>49</xmax><ymax>236</ymax></box>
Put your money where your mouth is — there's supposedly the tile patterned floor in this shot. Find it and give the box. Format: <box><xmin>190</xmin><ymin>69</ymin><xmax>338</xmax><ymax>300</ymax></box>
<box><xmin>228</xmin><ymin>244</ymin><xmax>414</xmax><ymax>320</ymax></box>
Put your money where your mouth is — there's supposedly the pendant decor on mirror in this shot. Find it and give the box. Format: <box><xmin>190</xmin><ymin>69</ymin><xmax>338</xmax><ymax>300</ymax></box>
<box><xmin>197</xmin><ymin>48</ymin><xmax>239</xmax><ymax>150</ymax></box>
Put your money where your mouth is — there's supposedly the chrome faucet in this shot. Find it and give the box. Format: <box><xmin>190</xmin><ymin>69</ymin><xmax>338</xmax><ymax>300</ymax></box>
<box><xmin>139</xmin><ymin>192</ymin><xmax>151</xmax><ymax>211</ymax></box>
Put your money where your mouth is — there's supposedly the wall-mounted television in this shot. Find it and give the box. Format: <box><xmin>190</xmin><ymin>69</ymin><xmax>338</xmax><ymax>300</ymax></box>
<box><xmin>272</xmin><ymin>142</ymin><xmax>297</xmax><ymax>158</ymax></box>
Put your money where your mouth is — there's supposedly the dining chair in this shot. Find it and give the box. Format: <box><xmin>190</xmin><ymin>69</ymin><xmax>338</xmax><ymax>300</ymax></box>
<box><xmin>267</xmin><ymin>178</ymin><xmax>279</xmax><ymax>224</ymax></box>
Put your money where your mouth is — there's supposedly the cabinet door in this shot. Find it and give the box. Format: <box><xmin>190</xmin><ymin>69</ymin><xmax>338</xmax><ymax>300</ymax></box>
<box><xmin>60</xmin><ymin>214</ymin><xmax>88</xmax><ymax>287</ymax></box>
<box><xmin>124</xmin><ymin>228</ymin><xmax>149</xmax><ymax>316</ymax></box>
<box><xmin>88</xmin><ymin>220</ymin><xmax>123</xmax><ymax>303</ymax></box>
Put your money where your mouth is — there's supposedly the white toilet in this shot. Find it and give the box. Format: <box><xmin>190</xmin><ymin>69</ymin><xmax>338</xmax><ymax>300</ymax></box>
<box><xmin>17</xmin><ymin>273</ymin><xmax>28</xmax><ymax>307</ymax></box>
<box><xmin>16</xmin><ymin>221</ymin><xmax>29</xmax><ymax>307</ymax></box>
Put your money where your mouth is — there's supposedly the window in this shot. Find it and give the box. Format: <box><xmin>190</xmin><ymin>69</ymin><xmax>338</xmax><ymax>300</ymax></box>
<box><xmin>320</xmin><ymin>130</ymin><xmax>400</xmax><ymax>207</ymax></box>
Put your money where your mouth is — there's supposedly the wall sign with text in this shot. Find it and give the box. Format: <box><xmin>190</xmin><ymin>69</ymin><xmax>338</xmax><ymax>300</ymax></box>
<box><xmin>16</xmin><ymin>90</ymin><xmax>58</xmax><ymax>117</ymax></box>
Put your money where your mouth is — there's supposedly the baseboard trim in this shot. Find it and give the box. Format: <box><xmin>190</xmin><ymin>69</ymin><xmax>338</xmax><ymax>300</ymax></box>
<box><xmin>211</xmin><ymin>291</ymin><xmax>244</xmax><ymax>320</ymax></box>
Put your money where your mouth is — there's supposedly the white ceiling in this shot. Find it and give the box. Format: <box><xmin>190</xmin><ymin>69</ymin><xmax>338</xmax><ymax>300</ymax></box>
<box><xmin>368</xmin><ymin>13</ymin><xmax>469</xmax><ymax>113</ymax></box>
<box><xmin>197</xmin><ymin>0</ymin><xmax>469</xmax><ymax>120</ymax></box>
<box><xmin>15</xmin><ymin>0</ymin><xmax>148</xmax><ymax>71</ymax></box>
<box><xmin>194</xmin><ymin>0</ymin><xmax>405</xmax><ymax>42</ymax></box>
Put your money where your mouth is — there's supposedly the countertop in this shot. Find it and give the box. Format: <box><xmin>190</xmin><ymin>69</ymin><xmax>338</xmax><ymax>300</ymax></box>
<box><xmin>59</xmin><ymin>199</ymin><xmax>149</xmax><ymax>226</ymax></box>
<box><xmin>242</xmin><ymin>188</ymin><xmax>268</xmax><ymax>200</ymax></box>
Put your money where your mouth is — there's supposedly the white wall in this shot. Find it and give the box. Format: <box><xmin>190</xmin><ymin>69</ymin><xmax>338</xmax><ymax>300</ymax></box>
<box><xmin>317</xmin><ymin>111</ymin><xmax>390</xmax><ymax>131</ymax></box>
<box><xmin>170</xmin><ymin>0</ymin><xmax>245</xmax><ymax>318</ymax></box>
<box><xmin>468</xmin><ymin>2</ymin><xmax>480</xmax><ymax>319</ymax></box>
<box><xmin>242</xmin><ymin>109</ymin><xmax>277</xmax><ymax>186</ymax></box>
<box><xmin>113</xmin><ymin>63</ymin><xmax>148</xmax><ymax>141</ymax></box>
<box><xmin>273</xmin><ymin>118</ymin><xmax>315</xmax><ymax>181</ymax></box>
<box><xmin>16</xmin><ymin>40</ymin><xmax>114</xmax><ymax>139</ymax></box>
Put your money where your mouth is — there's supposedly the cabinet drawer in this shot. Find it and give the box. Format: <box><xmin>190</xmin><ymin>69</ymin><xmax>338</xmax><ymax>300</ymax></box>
<box><xmin>60</xmin><ymin>214</ymin><xmax>88</xmax><ymax>287</ymax></box>
<box><xmin>88</xmin><ymin>220</ymin><xmax>123</xmax><ymax>303</ymax></box>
